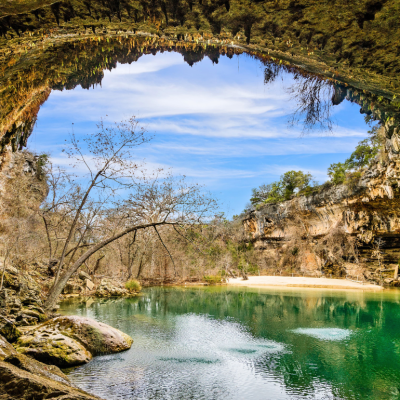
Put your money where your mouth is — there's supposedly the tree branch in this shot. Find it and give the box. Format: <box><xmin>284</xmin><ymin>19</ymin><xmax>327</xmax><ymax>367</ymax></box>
<box><xmin>44</xmin><ymin>221</ymin><xmax>176</xmax><ymax>309</ymax></box>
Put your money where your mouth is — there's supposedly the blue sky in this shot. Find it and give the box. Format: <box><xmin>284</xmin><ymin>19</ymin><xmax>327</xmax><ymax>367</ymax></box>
<box><xmin>29</xmin><ymin>51</ymin><xmax>372</xmax><ymax>217</ymax></box>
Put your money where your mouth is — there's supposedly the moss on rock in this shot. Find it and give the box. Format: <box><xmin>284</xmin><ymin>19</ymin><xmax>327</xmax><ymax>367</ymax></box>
<box><xmin>14</xmin><ymin>329</ymin><xmax>92</xmax><ymax>368</ymax></box>
<box><xmin>13</xmin><ymin>315</ymin><xmax>133</xmax><ymax>367</ymax></box>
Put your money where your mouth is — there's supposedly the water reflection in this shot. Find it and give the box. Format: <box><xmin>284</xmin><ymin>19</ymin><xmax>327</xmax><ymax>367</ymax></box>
<box><xmin>61</xmin><ymin>287</ymin><xmax>400</xmax><ymax>400</ymax></box>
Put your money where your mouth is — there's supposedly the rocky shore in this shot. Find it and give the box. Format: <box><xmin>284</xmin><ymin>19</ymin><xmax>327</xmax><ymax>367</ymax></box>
<box><xmin>0</xmin><ymin>261</ymin><xmax>136</xmax><ymax>399</ymax></box>
<box><xmin>0</xmin><ymin>313</ymin><xmax>133</xmax><ymax>399</ymax></box>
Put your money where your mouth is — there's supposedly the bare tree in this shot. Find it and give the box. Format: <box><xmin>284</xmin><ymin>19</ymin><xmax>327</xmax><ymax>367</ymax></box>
<box><xmin>44</xmin><ymin>118</ymin><xmax>217</xmax><ymax>310</ymax></box>
<box><xmin>39</xmin><ymin>163</ymin><xmax>82</xmax><ymax>275</ymax></box>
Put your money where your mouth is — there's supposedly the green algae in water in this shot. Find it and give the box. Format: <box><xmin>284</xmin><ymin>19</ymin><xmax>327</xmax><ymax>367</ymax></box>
<box><xmin>61</xmin><ymin>287</ymin><xmax>400</xmax><ymax>400</ymax></box>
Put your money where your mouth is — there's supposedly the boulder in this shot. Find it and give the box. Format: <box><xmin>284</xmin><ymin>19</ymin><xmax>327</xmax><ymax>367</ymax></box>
<box><xmin>95</xmin><ymin>278</ymin><xmax>129</xmax><ymax>297</ymax></box>
<box><xmin>0</xmin><ymin>320</ymin><xmax>22</xmax><ymax>343</ymax></box>
<box><xmin>79</xmin><ymin>271</ymin><xmax>91</xmax><ymax>281</ymax></box>
<box><xmin>0</xmin><ymin>361</ymin><xmax>101</xmax><ymax>400</ymax></box>
<box><xmin>56</xmin><ymin>316</ymin><xmax>133</xmax><ymax>355</ymax></box>
<box><xmin>14</xmin><ymin>316</ymin><xmax>133</xmax><ymax>367</ymax></box>
<box><xmin>14</xmin><ymin>327</ymin><xmax>92</xmax><ymax>368</ymax></box>
<box><xmin>0</xmin><ymin>334</ymin><xmax>17</xmax><ymax>360</ymax></box>
<box><xmin>85</xmin><ymin>278</ymin><xmax>95</xmax><ymax>290</ymax></box>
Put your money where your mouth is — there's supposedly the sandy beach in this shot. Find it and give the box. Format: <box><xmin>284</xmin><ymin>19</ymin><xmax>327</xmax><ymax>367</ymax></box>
<box><xmin>227</xmin><ymin>276</ymin><xmax>383</xmax><ymax>290</ymax></box>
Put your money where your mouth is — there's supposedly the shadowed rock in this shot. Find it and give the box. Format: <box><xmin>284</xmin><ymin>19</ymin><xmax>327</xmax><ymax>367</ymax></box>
<box><xmin>0</xmin><ymin>334</ymin><xmax>17</xmax><ymax>360</ymax></box>
<box><xmin>4</xmin><ymin>353</ymin><xmax>71</xmax><ymax>386</ymax></box>
<box><xmin>0</xmin><ymin>360</ymin><xmax>101</xmax><ymax>399</ymax></box>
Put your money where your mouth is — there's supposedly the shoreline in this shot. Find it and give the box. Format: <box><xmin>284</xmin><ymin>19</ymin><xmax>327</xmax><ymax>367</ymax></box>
<box><xmin>226</xmin><ymin>276</ymin><xmax>384</xmax><ymax>291</ymax></box>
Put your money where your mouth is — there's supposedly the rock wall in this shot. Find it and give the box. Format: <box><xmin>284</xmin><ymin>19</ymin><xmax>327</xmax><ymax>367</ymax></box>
<box><xmin>0</xmin><ymin>149</ymin><xmax>48</xmax><ymax>221</ymax></box>
<box><xmin>1</xmin><ymin>0</ymin><xmax>400</xmax><ymax>144</ymax></box>
<box><xmin>243</xmin><ymin>123</ymin><xmax>400</xmax><ymax>282</ymax></box>
<box><xmin>1</xmin><ymin>0</ymin><xmax>400</xmax><ymax>95</ymax></box>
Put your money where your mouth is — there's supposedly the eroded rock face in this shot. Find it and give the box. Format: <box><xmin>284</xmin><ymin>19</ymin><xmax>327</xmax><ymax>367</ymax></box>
<box><xmin>14</xmin><ymin>315</ymin><xmax>133</xmax><ymax>367</ymax></box>
<box><xmin>0</xmin><ymin>334</ymin><xmax>17</xmax><ymax>360</ymax></box>
<box><xmin>244</xmin><ymin>137</ymin><xmax>400</xmax><ymax>281</ymax></box>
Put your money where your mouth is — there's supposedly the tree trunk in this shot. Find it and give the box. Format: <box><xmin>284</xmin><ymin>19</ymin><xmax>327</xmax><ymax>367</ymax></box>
<box><xmin>45</xmin><ymin>220</ymin><xmax>170</xmax><ymax>310</ymax></box>
<box><xmin>136</xmin><ymin>255</ymin><xmax>144</xmax><ymax>279</ymax></box>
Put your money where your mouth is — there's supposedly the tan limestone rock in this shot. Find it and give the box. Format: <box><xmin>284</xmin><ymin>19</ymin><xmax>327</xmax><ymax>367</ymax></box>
<box><xmin>14</xmin><ymin>327</ymin><xmax>92</xmax><ymax>368</ymax></box>
<box><xmin>0</xmin><ymin>334</ymin><xmax>17</xmax><ymax>361</ymax></box>
<box><xmin>0</xmin><ymin>361</ymin><xmax>101</xmax><ymax>400</ymax></box>
<box><xmin>14</xmin><ymin>315</ymin><xmax>132</xmax><ymax>367</ymax></box>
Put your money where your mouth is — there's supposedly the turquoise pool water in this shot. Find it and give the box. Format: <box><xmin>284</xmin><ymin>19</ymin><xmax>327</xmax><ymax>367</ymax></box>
<box><xmin>61</xmin><ymin>286</ymin><xmax>400</xmax><ymax>399</ymax></box>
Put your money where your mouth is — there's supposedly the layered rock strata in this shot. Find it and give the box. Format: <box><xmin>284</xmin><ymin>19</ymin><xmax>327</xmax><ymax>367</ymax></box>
<box><xmin>244</xmin><ymin>123</ymin><xmax>400</xmax><ymax>282</ymax></box>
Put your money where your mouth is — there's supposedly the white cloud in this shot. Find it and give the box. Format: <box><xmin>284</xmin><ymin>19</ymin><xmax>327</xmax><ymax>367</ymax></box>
<box><xmin>109</xmin><ymin>53</ymin><xmax>183</xmax><ymax>75</ymax></box>
<box><xmin>150</xmin><ymin>136</ymin><xmax>362</xmax><ymax>157</ymax></box>
<box><xmin>33</xmin><ymin>52</ymin><xmax>370</xmax><ymax>214</ymax></box>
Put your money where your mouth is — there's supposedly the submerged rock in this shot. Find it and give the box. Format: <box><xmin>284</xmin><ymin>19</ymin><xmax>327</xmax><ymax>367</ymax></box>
<box><xmin>14</xmin><ymin>315</ymin><xmax>133</xmax><ymax>367</ymax></box>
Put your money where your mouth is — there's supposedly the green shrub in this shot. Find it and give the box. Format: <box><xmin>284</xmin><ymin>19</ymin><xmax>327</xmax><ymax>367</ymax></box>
<box><xmin>328</xmin><ymin>125</ymin><xmax>382</xmax><ymax>186</ymax></box>
<box><xmin>203</xmin><ymin>275</ymin><xmax>222</xmax><ymax>285</ymax></box>
<box><xmin>246</xmin><ymin>264</ymin><xmax>260</xmax><ymax>275</ymax></box>
<box><xmin>251</xmin><ymin>170</ymin><xmax>316</xmax><ymax>206</ymax></box>
<box><xmin>328</xmin><ymin>162</ymin><xmax>347</xmax><ymax>185</ymax></box>
<box><xmin>36</xmin><ymin>153</ymin><xmax>49</xmax><ymax>180</ymax></box>
<box><xmin>125</xmin><ymin>279</ymin><xmax>142</xmax><ymax>292</ymax></box>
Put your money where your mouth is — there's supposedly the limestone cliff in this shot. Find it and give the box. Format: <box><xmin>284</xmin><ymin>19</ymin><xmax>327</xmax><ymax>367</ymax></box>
<box><xmin>244</xmin><ymin>122</ymin><xmax>400</xmax><ymax>284</ymax></box>
<box><xmin>0</xmin><ymin>149</ymin><xmax>48</xmax><ymax>221</ymax></box>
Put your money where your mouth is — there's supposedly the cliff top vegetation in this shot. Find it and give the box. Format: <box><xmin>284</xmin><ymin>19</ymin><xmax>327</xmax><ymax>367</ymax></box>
<box><xmin>250</xmin><ymin>123</ymin><xmax>384</xmax><ymax>209</ymax></box>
